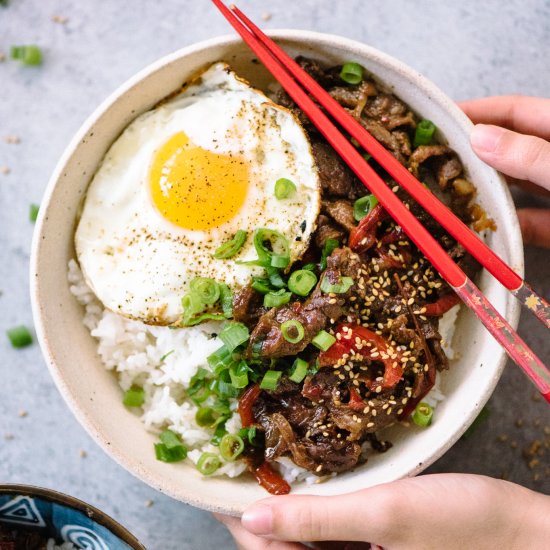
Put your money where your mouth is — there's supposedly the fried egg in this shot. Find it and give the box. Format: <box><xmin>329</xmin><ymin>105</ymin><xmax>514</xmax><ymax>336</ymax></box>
<box><xmin>75</xmin><ymin>62</ymin><xmax>320</xmax><ymax>325</ymax></box>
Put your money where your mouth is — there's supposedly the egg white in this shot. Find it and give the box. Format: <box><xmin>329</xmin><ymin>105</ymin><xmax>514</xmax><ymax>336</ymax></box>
<box><xmin>75</xmin><ymin>62</ymin><xmax>320</xmax><ymax>325</ymax></box>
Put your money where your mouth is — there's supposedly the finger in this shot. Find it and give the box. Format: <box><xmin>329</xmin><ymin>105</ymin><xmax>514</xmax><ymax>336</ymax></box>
<box><xmin>470</xmin><ymin>124</ymin><xmax>550</xmax><ymax>190</ymax></box>
<box><xmin>517</xmin><ymin>208</ymin><xmax>550</xmax><ymax>248</ymax></box>
<box><xmin>241</xmin><ymin>485</ymin><xmax>404</xmax><ymax>542</ymax></box>
<box><xmin>240</xmin><ymin>474</ymin><xmax>540</xmax><ymax>548</ymax></box>
<box><xmin>214</xmin><ymin>513</ymin><xmax>307</xmax><ymax>550</ymax></box>
<box><xmin>459</xmin><ymin>96</ymin><xmax>550</xmax><ymax>140</ymax></box>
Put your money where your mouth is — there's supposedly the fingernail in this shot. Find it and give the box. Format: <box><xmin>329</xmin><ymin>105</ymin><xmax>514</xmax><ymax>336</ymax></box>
<box><xmin>241</xmin><ymin>504</ymin><xmax>273</xmax><ymax>535</ymax></box>
<box><xmin>470</xmin><ymin>124</ymin><xmax>505</xmax><ymax>153</ymax></box>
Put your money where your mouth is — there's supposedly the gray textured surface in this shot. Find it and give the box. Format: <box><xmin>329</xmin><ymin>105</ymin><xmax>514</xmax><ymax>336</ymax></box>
<box><xmin>1</xmin><ymin>1</ymin><xmax>549</xmax><ymax>549</ymax></box>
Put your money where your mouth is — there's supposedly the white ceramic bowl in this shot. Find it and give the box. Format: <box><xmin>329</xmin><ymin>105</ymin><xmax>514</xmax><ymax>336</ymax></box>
<box><xmin>31</xmin><ymin>31</ymin><xmax>523</xmax><ymax>515</ymax></box>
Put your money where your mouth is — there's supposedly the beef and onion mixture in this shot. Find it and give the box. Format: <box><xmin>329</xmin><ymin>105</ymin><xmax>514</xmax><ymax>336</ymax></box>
<box><xmin>176</xmin><ymin>58</ymin><xmax>494</xmax><ymax>494</ymax></box>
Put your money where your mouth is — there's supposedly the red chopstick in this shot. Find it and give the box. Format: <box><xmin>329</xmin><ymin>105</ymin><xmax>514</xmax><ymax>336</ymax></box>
<box><xmin>212</xmin><ymin>0</ymin><xmax>550</xmax><ymax>403</ymax></box>
<box><xmin>230</xmin><ymin>5</ymin><xmax>550</xmax><ymax>333</ymax></box>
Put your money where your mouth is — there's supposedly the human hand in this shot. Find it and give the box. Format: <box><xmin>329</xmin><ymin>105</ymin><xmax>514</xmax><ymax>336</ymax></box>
<box><xmin>215</xmin><ymin>473</ymin><xmax>550</xmax><ymax>549</ymax></box>
<box><xmin>459</xmin><ymin>95</ymin><xmax>550</xmax><ymax>248</ymax></box>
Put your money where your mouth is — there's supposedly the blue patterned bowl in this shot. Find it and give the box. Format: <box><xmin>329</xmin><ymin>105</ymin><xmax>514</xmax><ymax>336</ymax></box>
<box><xmin>0</xmin><ymin>485</ymin><xmax>145</xmax><ymax>549</ymax></box>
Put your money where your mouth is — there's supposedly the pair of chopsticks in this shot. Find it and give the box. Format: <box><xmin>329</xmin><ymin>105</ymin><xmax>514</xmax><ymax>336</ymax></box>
<box><xmin>212</xmin><ymin>0</ymin><xmax>550</xmax><ymax>403</ymax></box>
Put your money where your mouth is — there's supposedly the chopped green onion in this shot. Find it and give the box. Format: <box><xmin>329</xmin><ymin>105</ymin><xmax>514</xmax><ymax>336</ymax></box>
<box><xmin>260</xmin><ymin>370</ymin><xmax>282</xmax><ymax>390</ymax></box>
<box><xmin>288</xmin><ymin>269</ymin><xmax>318</xmax><ymax>297</ymax></box>
<box><xmin>251</xmin><ymin>277</ymin><xmax>272</xmax><ymax>294</ymax></box>
<box><xmin>219</xmin><ymin>434</ymin><xmax>245</xmax><ymax>461</ymax></box>
<box><xmin>197</xmin><ymin>452</ymin><xmax>221</xmax><ymax>475</ymax></box>
<box><xmin>180</xmin><ymin>291</ymin><xmax>206</xmax><ymax>325</ymax></box>
<box><xmin>214</xmin><ymin>378</ymin><xmax>240</xmax><ymax>398</ymax></box>
<box><xmin>189</xmin><ymin>384</ymin><xmax>211</xmax><ymax>404</ymax></box>
<box><xmin>289</xmin><ymin>358</ymin><xmax>308</xmax><ymax>383</ymax></box>
<box><xmin>213</xmin><ymin>230</ymin><xmax>247</xmax><ymax>259</ymax></box>
<box><xmin>280</xmin><ymin>320</ymin><xmax>305</xmax><ymax>344</ymax></box>
<box><xmin>274</xmin><ymin>178</ymin><xmax>296</xmax><ymax>200</ymax></box>
<box><xmin>190</xmin><ymin>277</ymin><xmax>220</xmax><ymax>305</ymax></box>
<box><xmin>6</xmin><ymin>325</ymin><xmax>32</xmax><ymax>348</ymax></box>
<box><xmin>270</xmin><ymin>254</ymin><xmax>289</xmax><ymax>268</ymax></box>
<box><xmin>211</xmin><ymin>424</ymin><xmax>227</xmax><ymax>446</ymax></box>
<box><xmin>159</xmin><ymin>350</ymin><xmax>174</xmax><ymax>362</ymax></box>
<box><xmin>229</xmin><ymin>360</ymin><xmax>250</xmax><ymax>389</ymax></box>
<box><xmin>413</xmin><ymin>119</ymin><xmax>436</xmax><ymax>148</ymax></box>
<box><xmin>220</xmin><ymin>322</ymin><xmax>249</xmax><ymax>351</ymax></box>
<box><xmin>320</xmin><ymin>275</ymin><xmax>354</xmax><ymax>294</ymax></box>
<box><xmin>29</xmin><ymin>203</ymin><xmax>39</xmax><ymax>222</ymax></box>
<box><xmin>159</xmin><ymin>429</ymin><xmax>183</xmax><ymax>450</ymax></box>
<box><xmin>301</xmin><ymin>263</ymin><xmax>317</xmax><ymax>271</ymax></box>
<box><xmin>362</xmin><ymin>152</ymin><xmax>372</xmax><ymax>162</ymax></box>
<box><xmin>207</xmin><ymin>345</ymin><xmax>234</xmax><ymax>373</ymax></box>
<box><xmin>184</xmin><ymin>312</ymin><xmax>227</xmax><ymax>326</ymax></box>
<box><xmin>122</xmin><ymin>386</ymin><xmax>145</xmax><ymax>407</ymax></box>
<box><xmin>11</xmin><ymin>45</ymin><xmax>42</xmax><ymax>66</ymax></box>
<box><xmin>340</xmin><ymin>62</ymin><xmax>363</xmax><ymax>85</ymax></box>
<box><xmin>263</xmin><ymin>289</ymin><xmax>292</xmax><ymax>308</ymax></box>
<box><xmin>188</xmin><ymin>367</ymin><xmax>208</xmax><ymax>390</ymax></box>
<box><xmin>154</xmin><ymin>442</ymin><xmax>187</xmax><ymax>463</ymax></box>
<box><xmin>320</xmin><ymin>238</ymin><xmax>339</xmax><ymax>271</ymax></box>
<box><xmin>238</xmin><ymin>426</ymin><xmax>259</xmax><ymax>446</ymax></box>
<box><xmin>267</xmin><ymin>267</ymin><xmax>286</xmax><ymax>288</ymax></box>
<box><xmin>412</xmin><ymin>402</ymin><xmax>434</xmax><ymax>427</ymax></box>
<box><xmin>219</xmin><ymin>283</ymin><xmax>233</xmax><ymax>318</ymax></box>
<box><xmin>312</xmin><ymin>330</ymin><xmax>336</xmax><ymax>351</ymax></box>
<box><xmin>243</xmin><ymin>228</ymin><xmax>290</xmax><ymax>269</ymax></box>
<box><xmin>353</xmin><ymin>194</ymin><xmax>379</xmax><ymax>221</ymax></box>
<box><xmin>195</xmin><ymin>407</ymin><xmax>217</xmax><ymax>427</ymax></box>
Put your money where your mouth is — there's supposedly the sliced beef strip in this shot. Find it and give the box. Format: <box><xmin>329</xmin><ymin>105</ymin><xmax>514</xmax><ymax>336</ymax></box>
<box><xmin>323</xmin><ymin>199</ymin><xmax>357</xmax><ymax>233</ymax></box>
<box><xmin>295</xmin><ymin>55</ymin><xmax>341</xmax><ymax>88</ymax></box>
<box><xmin>437</xmin><ymin>155</ymin><xmax>463</xmax><ymax>189</ymax></box>
<box><xmin>314</xmin><ymin>214</ymin><xmax>345</xmax><ymax>249</ymax></box>
<box><xmin>301</xmin><ymin>437</ymin><xmax>361</xmax><ymax>474</ymax></box>
<box><xmin>328</xmin><ymin>80</ymin><xmax>377</xmax><ymax>110</ymax></box>
<box><xmin>409</xmin><ymin>145</ymin><xmax>455</xmax><ymax>178</ymax></box>
<box><xmin>233</xmin><ymin>285</ymin><xmax>266</xmax><ymax>328</ymax></box>
<box><xmin>245</xmin><ymin>300</ymin><xmax>329</xmax><ymax>359</ymax></box>
<box><xmin>359</xmin><ymin>117</ymin><xmax>407</xmax><ymax>164</ymax></box>
<box><xmin>245</xmin><ymin>247</ymin><xmax>364</xmax><ymax>359</ymax></box>
<box><xmin>311</xmin><ymin>141</ymin><xmax>357</xmax><ymax>198</ymax></box>
<box><xmin>363</xmin><ymin>93</ymin><xmax>415</xmax><ymax>130</ymax></box>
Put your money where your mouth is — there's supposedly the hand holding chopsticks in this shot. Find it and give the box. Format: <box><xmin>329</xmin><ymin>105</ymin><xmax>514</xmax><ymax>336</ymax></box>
<box><xmin>212</xmin><ymin>0</ymin><xmax>550</xmax><ymax>403</ymax></box>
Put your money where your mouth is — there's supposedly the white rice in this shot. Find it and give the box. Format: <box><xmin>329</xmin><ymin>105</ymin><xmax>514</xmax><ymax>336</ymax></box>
<box><xmin>69</xmin><ymin>258</ymin><xmax>453</xmax><ymax>484</ymax></box>
<box><xmin>69</xmin><ymin>259</ymin><xmax>247</xmax><ymax>478</ymax></box>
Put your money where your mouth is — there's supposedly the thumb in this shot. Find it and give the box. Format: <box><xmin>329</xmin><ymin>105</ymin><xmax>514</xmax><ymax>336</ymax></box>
<box><xmin>517</xmin><ymin>208</ymin><xmax>550</xmax><ymax>248</ymax></box>
<box><xmin>470</xmin><ymin>124</ymin><xmax>550</xmax><ymax>190</ymax></box>
<box><xmin>241</xmin><ymin>486</ymin><xmax>399</xmax><ymax>543</ymax></box>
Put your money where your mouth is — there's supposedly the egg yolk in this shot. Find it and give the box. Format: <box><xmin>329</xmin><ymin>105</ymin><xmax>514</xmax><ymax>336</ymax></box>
<box><xmin>149</xmin><ymin>132</ymin><xmax>249</xmax><ymax>230</ymax></box>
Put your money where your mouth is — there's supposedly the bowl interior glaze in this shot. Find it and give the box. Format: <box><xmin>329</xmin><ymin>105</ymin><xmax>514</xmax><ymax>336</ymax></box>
<box><xmin>31</xmin><ymin>31</ymin><xmax>523</xmax><ymax>515</ymax></box>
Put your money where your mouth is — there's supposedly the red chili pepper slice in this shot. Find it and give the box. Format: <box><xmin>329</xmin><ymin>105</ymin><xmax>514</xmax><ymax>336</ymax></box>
<box><xmin>423</xmin><ymin>293</ymin><xmax>461</xmax><ymax>316</ymax></box>
<box><xmin>253</xmin><ymin>461</ymin><xmax>291</xmax><ymax>495</ymax></box>
<box><xmin>319</xmin><ymin>323</ymin><xmax>404</xmax><ymax>390</ymax></box>
<box><xmin>238</xmin><ymin>384</ymin><xmax>261</xmax><ymax>427</ymax></box>
<box><xmin>348</xmin><ymin>203</ymin><xmax>388</xmax><ymax>253</ymax></box>
<box><xmin>348</xmin><ymin>386</ymin><xmax>367</xmax><ymax>411</ymax></box>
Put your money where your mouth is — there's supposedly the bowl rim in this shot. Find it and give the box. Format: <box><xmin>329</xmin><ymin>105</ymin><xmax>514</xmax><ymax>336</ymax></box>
<box><xmin>30</xmin><ymin>29</ymin><xmax>523</xmax><ymax>512</ymax></box>
<box><xmin>0</xmin><ymin>483</ymin><xmax>145</xmax><ymax>548</ymax></box>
